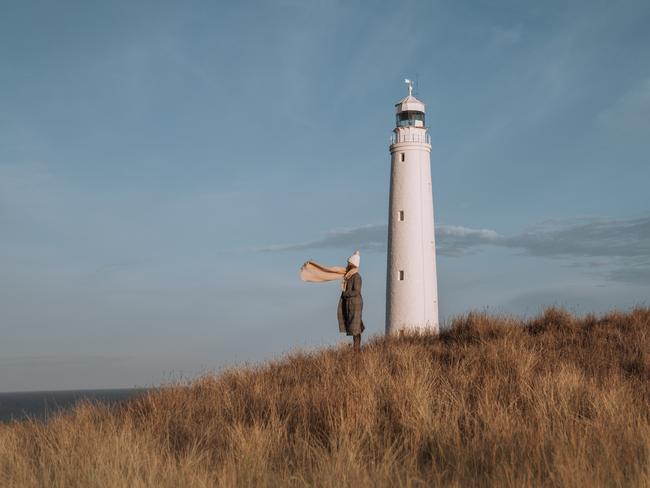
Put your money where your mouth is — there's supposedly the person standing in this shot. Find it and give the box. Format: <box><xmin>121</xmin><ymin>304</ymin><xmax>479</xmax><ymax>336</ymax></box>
<box><xmin>337</xmin><ymin>251</ymin><xmax>365</xmax><ymax>352</ymax></box>
<box><xmin>300</xmin><ymin>250</ymin><xmax>365</xmax><ymax>352</ymax></box>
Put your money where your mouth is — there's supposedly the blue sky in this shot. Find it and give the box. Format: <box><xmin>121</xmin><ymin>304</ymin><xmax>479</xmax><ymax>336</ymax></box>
<box><xmin>1</xmin><ymin>0</ymin><xmax>649</xmax><ymax>391</ymax></box>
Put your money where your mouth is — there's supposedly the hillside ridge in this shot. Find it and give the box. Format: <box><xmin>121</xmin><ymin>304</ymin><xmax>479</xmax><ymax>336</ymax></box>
<box><xmin>1</xmin><ymin>307</ymin><xmax>649</xmax><ymax>487</ymax></box>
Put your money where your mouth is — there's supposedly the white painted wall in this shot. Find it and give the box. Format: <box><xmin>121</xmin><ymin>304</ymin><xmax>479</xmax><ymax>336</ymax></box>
<box><xmin>385</xmin><ymin>95</ymin><xmax>439</xmax><ymax>335</ymax></box>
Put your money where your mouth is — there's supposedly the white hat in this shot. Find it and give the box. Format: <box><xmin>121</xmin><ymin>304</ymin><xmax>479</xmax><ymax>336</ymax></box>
<box><xmin>347</xmin><ymin>250</ymin><xmax>360</xmax><ymax>268</ymax></box>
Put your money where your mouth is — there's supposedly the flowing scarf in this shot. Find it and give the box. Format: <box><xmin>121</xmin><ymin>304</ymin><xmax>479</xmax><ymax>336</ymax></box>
<box><xmin>300</xmin><ymin>261</ymin><xmax>358</xmax><ymax>290</ymax></box>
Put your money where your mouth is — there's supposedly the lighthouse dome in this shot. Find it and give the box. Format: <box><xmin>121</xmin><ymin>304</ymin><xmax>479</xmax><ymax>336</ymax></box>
<box><xmin>395</xmin><ymin>94</ymin><xmax>425</xmax><ymax>113</ymax></box>
<box><xmin>395</xmin><ymin>94</ymin><xmax>426</xmax><ymax>128</ymax></box>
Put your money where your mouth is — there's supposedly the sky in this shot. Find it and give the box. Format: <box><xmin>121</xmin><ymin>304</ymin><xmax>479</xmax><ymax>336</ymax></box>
<box><xmin>1</xmin><ymin>0</ymin><xmax>649</xmax><ymax>391</ymax></box>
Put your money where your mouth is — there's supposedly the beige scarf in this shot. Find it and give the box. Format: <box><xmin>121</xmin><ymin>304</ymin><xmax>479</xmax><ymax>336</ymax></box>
<box><xmin>300</xmin><ymin>261</ymin><xmax>358</xmax><ymax>290</ymax></box>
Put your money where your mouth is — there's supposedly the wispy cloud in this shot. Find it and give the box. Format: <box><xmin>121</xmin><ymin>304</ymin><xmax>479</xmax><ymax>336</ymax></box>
<box><xmin>489</xmin><ymin>24</ymin><xmax>523</xmax><ymax>49</ymax></box>
<box><xmin>262</xmin><ymin>216</ymin><xmax>650</xmax><ymax>284</ymax></box>
<box><xmin>260</xmin><ymin>224</ymin><xmax>387</xmax><ymax>253</ymax></box>
<box><xmin>0</xmin><ymin>355</ymin><xmax>134</xmax><ymax>367</ymax></box>
<box><xmin>597</xmin><ymin>77</ymin><xmax>650</xmax><ymax>136</ymax></box>
<box><xmin>502</xmin><ymin>217</ymin><xmax>650</xmax><ymax>258</ymax></box>
<box><xmin>436</xmin><ymin>225</ymin><xmax>502</xmax><ymax>256</ymax></box>
<box><xmin>604</xmin><ymin>262</ymin><xmax>650</xmax><ymax>285</ymax></box>
<box><xmin>259</xmin><ymin>224</ymin><xmax>502</xmax><ymax>256</ymax></box>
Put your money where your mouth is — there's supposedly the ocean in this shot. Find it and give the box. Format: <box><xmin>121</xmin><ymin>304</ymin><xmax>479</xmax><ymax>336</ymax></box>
<box><xmin>0</xmin><ymin>388</ymin><xmax>149</xmax><ymax>422</ymax></box>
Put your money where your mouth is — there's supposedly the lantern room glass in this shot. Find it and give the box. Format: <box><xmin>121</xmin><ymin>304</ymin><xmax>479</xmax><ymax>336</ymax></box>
<box><xmin>396</xmin><ymin>111</ymin><xmax>425</xmax><ymax>127</ymax></box>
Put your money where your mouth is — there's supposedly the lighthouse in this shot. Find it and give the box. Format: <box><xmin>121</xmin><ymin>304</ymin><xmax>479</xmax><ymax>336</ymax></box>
<box><xmin>385</xmin><ymin>80</ymin><xmax>439</xmax><ymax>335</ymax></box>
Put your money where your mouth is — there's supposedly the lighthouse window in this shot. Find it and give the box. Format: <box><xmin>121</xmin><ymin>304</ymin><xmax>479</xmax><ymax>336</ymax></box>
<box><xmin>400</xmin><ymin>153</ymin><xmax>405</xmax><ymax>162</ymax></box>
<box><xmin>396</xmin><ymin>111</ymin><xmax>425</xmax><ymax>127</ymax></box>
<box><xmin>399</xmin><ymin>270</ymin><xmax>405</xmax><ymax>281</ymax></box>
<box><xmin>399</xmin><ymin>210</ymin><xmax>404</xmax><ymax>221</ymax></box>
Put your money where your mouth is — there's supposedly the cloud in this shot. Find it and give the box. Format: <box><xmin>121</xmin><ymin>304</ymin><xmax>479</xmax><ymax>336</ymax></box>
<box><xmin>436</xmin><ymin>225</ymin><xmax>502</xmax><ymax>256</ymax></box>
<box><xmin>502</xmin><ymin>217</ymin><xmax>650</xmax><ymax>258</ymax></box>
<box><xmin>499</xmin><ymin>217</ymin><xmax>650</xmax><ymax>284</ymax></box>
<box><xmin>259</xmin><ymin>224</ymin><xmax>502</xmax><ymax>256</ymax></box>
<box><xmin>489</xmin><ymin>24</ymin><xmax>523</xmax><ymax>48</ymax></box>
<box><xmin>263</xmin><ymin>216</ymin><xmax>650</xmax><ymax>284</ymax></box>
<box><xmin>0</xmin><ymin>355</ymin><xmax>133</xmax><ymax>367</ymax></box>
<box><xmin>260</xmin><ymin>224</ymin><xmax>387</xmax><ymax>252</ymax></box>
<box><xmin>597</xmin><ymin>78</ymin><xmax>650</xmax><ymax>136</ymax></box>
<box><xmin>604</xmin><ymin>263</ymin><xmax>650</xmax><ymax>285</ymax></box>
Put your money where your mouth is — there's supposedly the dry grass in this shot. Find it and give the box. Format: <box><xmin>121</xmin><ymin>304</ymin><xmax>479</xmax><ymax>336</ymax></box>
<box><xmin>1</xmin><ymin>307</ymin><xmax>649</xmax><ymax>487</ymax></box>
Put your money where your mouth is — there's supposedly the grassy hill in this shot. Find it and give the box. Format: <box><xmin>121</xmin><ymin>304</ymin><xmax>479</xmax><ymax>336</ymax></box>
<box><xmin>1</xmin><ymin>308</ymin><xmax>649</xmax><ymax>487</ymax></box>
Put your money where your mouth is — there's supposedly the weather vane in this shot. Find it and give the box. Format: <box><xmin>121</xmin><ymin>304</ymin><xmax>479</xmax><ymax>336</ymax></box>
<box><xmin>404</xmin><ymin>78</ymin><xmax>413</xmax><ymax>97</ymax></box>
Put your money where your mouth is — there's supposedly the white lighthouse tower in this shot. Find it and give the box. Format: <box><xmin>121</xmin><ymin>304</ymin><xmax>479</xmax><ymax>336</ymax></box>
<box><xmin>386</xmin><ymin>80</ymin><xmax>439</xmax><ymax>335</ymax></box>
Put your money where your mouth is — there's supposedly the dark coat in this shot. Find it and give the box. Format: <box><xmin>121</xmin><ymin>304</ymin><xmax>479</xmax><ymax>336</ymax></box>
<box><xmin>337</xmin><ymin>272</ymin><xmax>364</xmax><ymax>336</ymax></box>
